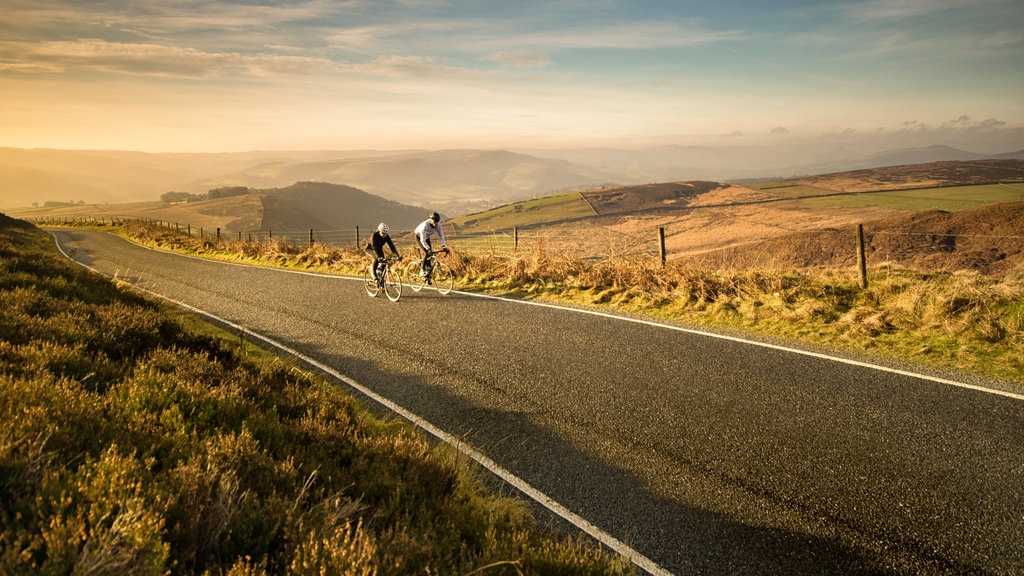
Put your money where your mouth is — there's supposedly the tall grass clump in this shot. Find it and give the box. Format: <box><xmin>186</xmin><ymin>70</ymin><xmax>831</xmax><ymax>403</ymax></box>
<box><xmin>446</xmin><ymin>245</ymin><xmax>1023</xmax><ymax>383</ymax></box>
<box><xmin>3</xmin><ymin>215</ymin><xmax>634</xmax><ymax>574</ymax></box>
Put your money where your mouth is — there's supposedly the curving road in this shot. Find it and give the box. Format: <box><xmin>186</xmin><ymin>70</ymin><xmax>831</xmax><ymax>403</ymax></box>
<box><xmin>52</xmin><ymin>229</ymin><xmax>1024</xmax><ymax>575</ymax></box>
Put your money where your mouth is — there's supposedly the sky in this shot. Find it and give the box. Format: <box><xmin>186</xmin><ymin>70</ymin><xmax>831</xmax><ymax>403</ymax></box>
<box><xmin>1</xmin><ymin>0</ymin><xmax>1022</xmax><ymax>153</ymax></box>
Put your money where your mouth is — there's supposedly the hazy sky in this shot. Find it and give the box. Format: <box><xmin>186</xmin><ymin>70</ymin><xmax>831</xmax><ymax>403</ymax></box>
<box><xmin>2</xmin><ymin>0</ymin><xmax>1022</xmax><ymax>153</ymax></box>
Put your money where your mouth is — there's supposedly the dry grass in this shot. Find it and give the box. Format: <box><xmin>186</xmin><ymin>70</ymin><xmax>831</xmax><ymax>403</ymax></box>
<box><xmin>448</xmin><ymin>246</ymin><xmax>1024</xmax><ymax>385</ymax></box>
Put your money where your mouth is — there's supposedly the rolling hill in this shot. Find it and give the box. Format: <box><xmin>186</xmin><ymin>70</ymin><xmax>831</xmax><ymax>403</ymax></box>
<box><xmin>0</xmin><ymin>148</ymin><xmax>622</xmax><ymax>215</ymax></box>
<box><xmin>9</xmin><ymin>158</ymin><xmax>1024</xmax><ymax>277</ymax></box>
<box><xmin>8</xmin><ymin>182</ymin><xmax>431</xmax><ymax>235</ymax></box>
<box><xmin>447</xmin><ymin>159</ymin><xmax>1024</xmax><ymax>277</ymax></box>
<box><xmin>4</xmin><ymin>144</ymin><xmax>1023</xmax><ymax>214</ymax></box>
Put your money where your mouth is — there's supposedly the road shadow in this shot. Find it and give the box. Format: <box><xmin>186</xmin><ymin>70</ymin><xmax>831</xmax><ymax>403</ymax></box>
<box><xmin>267</xmin><ymin>338</ymin><xmax>895</xmax><ymax>576</ymax></box>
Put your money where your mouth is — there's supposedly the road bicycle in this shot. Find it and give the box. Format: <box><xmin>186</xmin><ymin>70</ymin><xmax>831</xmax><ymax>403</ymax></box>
<box><xmin>404</xmin><ymin>249</ymin><xmax>454</xmax><ymax>295</ymax></box>
<box><xmin>364</xmin><ymin>256</ymin><xmax>403</xmax><ymax>302</ymax></box>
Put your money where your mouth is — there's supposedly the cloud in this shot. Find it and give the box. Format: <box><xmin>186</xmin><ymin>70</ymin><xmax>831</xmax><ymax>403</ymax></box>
<box><xmin>353</xmin><ymin>55</ymin><xmax>480</xmax><ymax>80</ymax></box>
<box><xmin>481</xmin><ymin>50</ymin><xmax>552</xmax><ymax>69</ymax></box>
<box><xmin>841</xmin><ymin>0</ymin><xmax>976</xmax><ymax>23</ymax></box>
<box><xmin>0</xmin><ymin>39</ymin><xmax>341</xmax><ymax>78</ymax></box>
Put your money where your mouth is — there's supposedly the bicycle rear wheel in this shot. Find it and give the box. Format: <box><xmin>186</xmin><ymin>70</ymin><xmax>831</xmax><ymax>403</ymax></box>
<box><xmin>382</xmin><ymin>266</ymin><xmax>402</xmax><ymax>302</ymax></box>
<box><xmin>432</xmin><ymin>261</ymin><xmax>454</xmax><ymax>295</ymax></box>
<box><xmin>363</xmin><ymin>265</ymin><xmax>380</xmax><ymax>298</ymax></box>
<box><xmin>404</xmin><ymin>259</ymin><xmax>425</xmax><ymax>292</ymax></box>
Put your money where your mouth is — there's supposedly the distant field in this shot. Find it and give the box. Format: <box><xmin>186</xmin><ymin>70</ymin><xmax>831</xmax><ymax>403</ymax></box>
<box><xmin>798</xmin><ymin>183</ymin><xmax>1024</xmax><ymax>212</ymax></box>
<box><xmin>451</xmin><ymin>192</ymin><xmax>595</xmax><ymax>232</ymax></box>
<box><xmin>451</xmin><ymin>182</ymin><xmax>1024</xmax><ymax>240</ymax></box>
<box><xmin>743</xmin><ymin>183</ymin><xmax>839</xmax><ymax>198</ymax></box>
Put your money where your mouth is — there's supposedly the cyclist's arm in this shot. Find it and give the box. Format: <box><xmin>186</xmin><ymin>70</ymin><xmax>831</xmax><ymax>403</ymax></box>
<box><xmin>436</xmin><ymin>224</ymin><xmax>447</xmax><ymax>248</ymax></box>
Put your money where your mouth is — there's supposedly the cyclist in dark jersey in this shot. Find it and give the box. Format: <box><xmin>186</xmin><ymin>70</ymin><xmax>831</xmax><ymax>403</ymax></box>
<box><xmin>368</xmin><ymin>223</ymin><xmax>401</xmax><ymax>278</ymax></box>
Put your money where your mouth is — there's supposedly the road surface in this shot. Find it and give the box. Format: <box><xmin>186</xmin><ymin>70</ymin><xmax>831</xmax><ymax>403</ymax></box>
<box><xmin>52</xmin><ymin>229</ymin><xmax>1024</xmax><ymax>575</ymax></box>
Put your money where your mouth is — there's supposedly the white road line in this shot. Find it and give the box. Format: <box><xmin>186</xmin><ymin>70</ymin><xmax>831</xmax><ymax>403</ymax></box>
<box><xmin>453</xmin><ymin>290</ymin><xmax>1024</xmax><ymax>401</ymax></box>
<box><xmin>86</xmin><ymin>231</ymin><xmax>1024</xmax><ymax>400</ymax></box>
<box><xmin>51</xmin><ymin>233</ymin><xmax>674</xmax><ymax>576</ymax></box>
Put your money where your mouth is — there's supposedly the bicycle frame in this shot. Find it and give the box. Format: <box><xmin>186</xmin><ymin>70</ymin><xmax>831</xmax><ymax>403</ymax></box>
<box><xmin>364</xmin><ymin>256</ymin><xmax>403</xmax><ymax>302</ymax></box>
<box><xmin>405</xmin><ymin>250</ymin><xmax>454</xmax><ymax>295</ymax></box>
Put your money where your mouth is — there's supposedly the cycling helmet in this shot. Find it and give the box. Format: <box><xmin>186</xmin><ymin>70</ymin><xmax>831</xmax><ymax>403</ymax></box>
<box><xmin>429</xmin><ymin>211</ymin><xmax>440</xmax><ymax>223</ymax></box>
<box><xmin>377</xmin><ymin>223</ymin><xmax>389</xmax><ymax>235</ymax></box>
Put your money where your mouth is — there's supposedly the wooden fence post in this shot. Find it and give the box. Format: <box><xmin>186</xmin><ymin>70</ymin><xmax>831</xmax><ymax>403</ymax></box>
<box><xmin>659</xmin><ymin>227</ymin><xmax>667</xmax><ymax>267</ymax></box>
<box><xmin>856</xmin><ymin>223</ymin><xmax>868</xmax><ymax>289</ymax></box>
<box><xmin>514</xmin><ymin>226</ymin><xmax>519</xmax><ymax>251</ymax></box>
<box><xmin>355</xmin><ymin>226</ymin><xmax>360</xmax><ymax>249</ymax></box>
<box><xmin>309</xmin><ymin>229</ymin><xmax>314</xmax><ymax>245</ymax></box>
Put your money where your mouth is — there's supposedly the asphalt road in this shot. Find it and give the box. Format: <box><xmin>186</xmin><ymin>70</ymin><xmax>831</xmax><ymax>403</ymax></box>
<box><xmin>52</xmin><ymin>229</ymin><xmax>1024</xmax><ymax>575</ymax></box>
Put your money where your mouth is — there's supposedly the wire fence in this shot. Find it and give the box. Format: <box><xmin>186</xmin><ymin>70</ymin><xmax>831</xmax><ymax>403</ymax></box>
<box><xmin>26</xmin><ymin>214</ymin><xmax>1024</xmax><ymax>276</ymax></box>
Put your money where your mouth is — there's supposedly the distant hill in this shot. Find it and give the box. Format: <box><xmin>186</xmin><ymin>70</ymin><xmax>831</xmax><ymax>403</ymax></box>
<box><xmin>675</xmin><ymin>201</ymin><xmax>1024</xmax><ymax>278</ymax></box>
<box><xmin>7</xmin><ymin>181</ymin><xmax>431</xmax><ymax>235</ymax></box>
<box><xmin>452</xmin><ymin>159</ymin><xmax>1024</xmax><ymax>232</ymax></box>
<box><xmin>0</xmin><ymin>148</ymin><xmax>623</xmax><ymax>215</ymax></box>
<box><xmin>257</xmin><ymin>181</ymin><xmax>427</xmax><ymax>232</ymax></box>
<box><xmin>788</xmin><ymin>158</ymin><xmax>1024</xmax><ymax>192</ymax></box>
<box><xmin>447</xmin><ymin>159</ymin><xmax>1024</xmax><ymax>278</ymax></box>
<box><xmin>4</xmin><ymin>143</ymin><xmax>1024</xmax><ymax>213</ymax></box>
<box><xmin>858</xmin><ymin>145</ymin><xmax>983</xmax><ymax>168</ymax></box>
<box><xmin>10</xmin><ymin>158</ymin><xmax>1024</xmax><ymax>278</ymax></box>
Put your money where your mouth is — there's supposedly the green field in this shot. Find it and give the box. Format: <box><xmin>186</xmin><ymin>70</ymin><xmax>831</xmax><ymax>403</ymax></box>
<box><xmin>799</xmin><ymin>183</ymin><xmax>1024</xmax><ymax>212</ymax></box>
<box><xmin>451</xmin><ymin>192</ymin><xmax>595</xmax><ymax>232</ymax></box>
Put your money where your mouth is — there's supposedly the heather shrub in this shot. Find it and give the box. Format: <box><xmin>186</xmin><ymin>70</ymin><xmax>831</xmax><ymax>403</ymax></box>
<box><xmin>2</xmin><ymin>216</ymin><xmax>633</xmax><ymax>575</ymax></box>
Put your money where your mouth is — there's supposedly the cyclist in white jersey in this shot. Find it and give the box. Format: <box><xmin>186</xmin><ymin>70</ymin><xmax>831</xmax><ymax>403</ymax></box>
<box><xmin>414</xmin><ymin>211</ymin><xmax>448</xmax><ymax>277</ymax></box>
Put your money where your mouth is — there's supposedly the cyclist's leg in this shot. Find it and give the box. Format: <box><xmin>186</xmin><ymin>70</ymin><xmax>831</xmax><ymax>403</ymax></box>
<box><xmin>420</xmin><ymin>238</ymin><xmax>433</xmax><ymax>273</ymax></box>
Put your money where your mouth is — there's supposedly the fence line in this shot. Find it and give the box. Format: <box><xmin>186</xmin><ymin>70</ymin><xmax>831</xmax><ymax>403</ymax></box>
<box><xmin>24</xmin><ymin>215</ymin><xmax>1024</xmax><ymax>275</ymax></box>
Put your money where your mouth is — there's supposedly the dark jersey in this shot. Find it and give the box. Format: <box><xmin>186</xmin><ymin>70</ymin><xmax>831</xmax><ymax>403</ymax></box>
<box><xmin>370</xmin><ymin>230</ymin><xmax>398</xmax><ymax>259</ymax></box>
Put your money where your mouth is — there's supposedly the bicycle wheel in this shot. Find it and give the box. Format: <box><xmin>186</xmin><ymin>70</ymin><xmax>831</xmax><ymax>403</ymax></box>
<box><xmin>404</xmin><ymin>259</ymin><xmax>425</xmax><ymax>292</ymax></box>
<box><xmin>382</xmin><ymin>266</ymin><xmax>402</xmax><ymax>302</ymax></box>
<box><xmin>432</xmin><ymin>261</ymin><xmax>454</xmax><ymax>295</ymax></box>
<box><xmin>363</xmin><ymin>265</ymin><xmax>380</xmax><ymax>298</ymax></box>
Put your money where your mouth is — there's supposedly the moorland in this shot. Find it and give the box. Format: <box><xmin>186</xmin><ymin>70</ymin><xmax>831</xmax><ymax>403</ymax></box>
<box><xmin>0</xmin><ymin>213</ymin><xmax>634</xmax><ymax>575</ymax></box>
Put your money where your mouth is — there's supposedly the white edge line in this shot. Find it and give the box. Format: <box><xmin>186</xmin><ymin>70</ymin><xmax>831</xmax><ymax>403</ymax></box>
<box><xmin>470</xmin><ymin>293</ymin><xmax>1024</xmax><ymax>401</ymax></box>
<box><xmin>111</xmin><ymin>233</ymin><xmax>1022</xmax><ymax>402</ymax></box>
<box><xmin>49</xmin><ymin>233</ymin><xmax>674</xmax><ymax>576</ymax></box>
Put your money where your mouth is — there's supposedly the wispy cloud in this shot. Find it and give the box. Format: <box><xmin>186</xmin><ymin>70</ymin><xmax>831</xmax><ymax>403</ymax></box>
<box><xmin>0</xmin><ymin>39</ymin><xmax>340</xmax><ymax>77</ymax></box>
<box><xmin>480</xmin><ymin>50</ymin><xmax>552</xmax><ymax>69</ymax></box>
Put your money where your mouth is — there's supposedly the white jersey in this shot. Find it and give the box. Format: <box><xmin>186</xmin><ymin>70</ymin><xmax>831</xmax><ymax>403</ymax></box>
<box><xmin>414</xmin><ymin>219</ymin><xmax>446</xmax><ymax>251</ymax></box>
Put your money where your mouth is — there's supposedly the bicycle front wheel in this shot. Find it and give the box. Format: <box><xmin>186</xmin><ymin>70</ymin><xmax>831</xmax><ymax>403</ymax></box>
<box><xmin>432</xmin><ymin>261</ymin><xmax>454</xmax><ymax>295</ymax></box>
<box><xmin>382</xmin><ymin>266</ymin><xmax>402</xmax><ymax>302</ymax></box>
<box><xmin>404</xmin><ymin>259</ymin><xmax>425</xmax><ymax>292</ymax></box>
<box><xmin>363</xmin><ymin>265</ymin><xmax>380</xmax><ymax>298</ymax></box>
